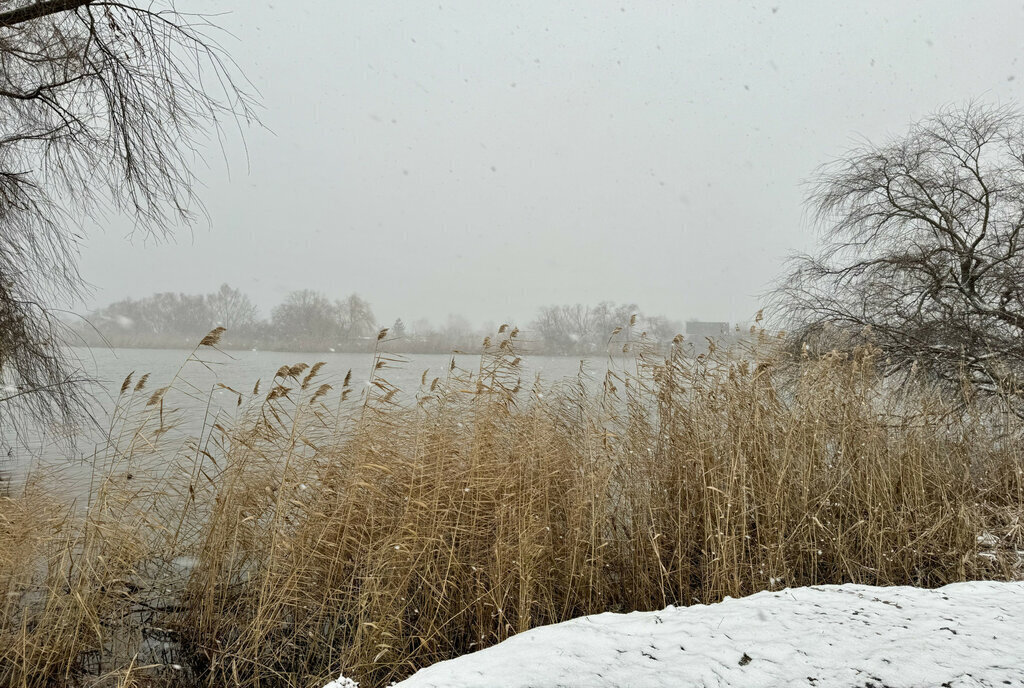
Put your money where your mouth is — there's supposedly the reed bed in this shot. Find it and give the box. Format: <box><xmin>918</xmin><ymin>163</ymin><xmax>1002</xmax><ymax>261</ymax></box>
<box><xmin>1</xmin><ymin>327</ymin><xmax>1022</xmax><ymax>687</ymax></box>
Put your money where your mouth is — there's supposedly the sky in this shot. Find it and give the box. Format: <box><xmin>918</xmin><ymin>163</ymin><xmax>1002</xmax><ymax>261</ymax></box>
<box><xmin>77</xmin><ymin>0</ymin><xmax>1024</xmax><ymax>329</ymax></box>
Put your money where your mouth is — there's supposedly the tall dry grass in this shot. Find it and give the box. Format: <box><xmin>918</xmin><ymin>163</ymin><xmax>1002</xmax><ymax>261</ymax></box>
<box><xmin>1</xmin><ymin>327</ymin><xmax>1022</xmax><ymax>687</ymax></box>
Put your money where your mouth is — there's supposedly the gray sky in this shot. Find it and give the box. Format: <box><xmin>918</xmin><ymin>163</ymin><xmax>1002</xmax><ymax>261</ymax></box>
<box><xmin>78</xmin><ymin>0</ymin><xmax>1024</xmax><ymax>328</ymax></box>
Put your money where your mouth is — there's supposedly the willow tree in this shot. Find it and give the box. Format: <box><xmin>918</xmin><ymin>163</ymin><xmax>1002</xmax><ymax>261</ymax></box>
<box><xmin>778</xmin><ymin>104</ymin><xmax>1024</xmax><ymax>410</ymax></box>
<box><xmin>0</xmin><ymin>1</ymin><xmax>255</xmax><ymax>442</ymax></box>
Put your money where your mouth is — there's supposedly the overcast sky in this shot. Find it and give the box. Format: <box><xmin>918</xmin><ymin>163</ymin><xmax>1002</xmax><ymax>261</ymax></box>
<box><xmin>77</xmin><ymin>0</ymin><xmax>1024</xmax><ymax>328</ymax></box>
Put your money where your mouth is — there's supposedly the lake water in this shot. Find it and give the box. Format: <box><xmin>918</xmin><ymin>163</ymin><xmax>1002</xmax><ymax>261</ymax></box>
<box><xmin>1</xmin><ymin>347</ymin><xmax>617</xmax><ymax>491</ymax></box>
<box><xmin>69</xmin><ymin>346</ymin><xmax>604</xmax><ymax>404</ymax></box>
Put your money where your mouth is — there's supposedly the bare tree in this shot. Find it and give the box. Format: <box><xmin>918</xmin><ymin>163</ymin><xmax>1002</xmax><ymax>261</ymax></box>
<box><xmin>531</xmin><ymin>304</ymin><xmax>594</xmax><ymax>354</ymax></box>
<box><xmin>531</xmin><ymin>302</ymin><xmax>645</xmax><ymax>354</ymax></box>
<box><xmin>271</xmin><ymin>290</ymin><xmax>340</xmax><ymax>349</ymax></box>
<box><xmin>208</xmin><ymin>283</ymin><xmax>258</xmax><ymax>331</ymax></box>
<box><xmin>0</xmin><ymin>1</ymin><xmax>255</xmax><ymax>441</ymax></box>
<box><xmin>777</xmin><ymin>103</ymin><xmax>1024</xmax><ymax>409</ymax></box>
<box><xmin>643</xmin><ymin>314</ymin><xmax>684</xmax><ymax>343</ymax></box>
<box><xmin>336</xmin><ymin>293</ymin><xmax>377</xmax><ymax>339</ymax></box>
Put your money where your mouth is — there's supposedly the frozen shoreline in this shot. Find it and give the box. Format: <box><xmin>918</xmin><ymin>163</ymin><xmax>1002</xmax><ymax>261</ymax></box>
<box><xmin>329</xmin><ymin>581</ymin><xmax>1024</xmax><ymax>688</ymax></box>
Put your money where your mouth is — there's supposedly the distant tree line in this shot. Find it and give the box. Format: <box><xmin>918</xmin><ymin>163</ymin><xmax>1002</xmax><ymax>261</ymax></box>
<box><xmin>80</xmin><ymin>287</ymin><xmax>692</xmax><ymax>355</ymax></box>
<box><xmin>81</xmin><ymin>286</ymin><xmax>377</xmax><ymax>352</ymax></box>
<box><xmin>531</xmin><ymin>302</ymin><xmax>683</xmax><ymax>355</ymax></box>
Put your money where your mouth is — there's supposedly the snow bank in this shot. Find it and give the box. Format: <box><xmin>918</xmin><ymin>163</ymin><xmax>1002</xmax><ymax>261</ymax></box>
<box><xmin>377</xmin><ymin>581</ymin><xmax>1024</xmax><ymax>687</ymax></box>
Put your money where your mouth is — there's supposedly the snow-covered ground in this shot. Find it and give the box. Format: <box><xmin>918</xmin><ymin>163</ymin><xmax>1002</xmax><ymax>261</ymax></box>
<box><xmin>327</xmin><ymin>581</ymin><xmax>1024</xmax><ymax>687</ymax></box>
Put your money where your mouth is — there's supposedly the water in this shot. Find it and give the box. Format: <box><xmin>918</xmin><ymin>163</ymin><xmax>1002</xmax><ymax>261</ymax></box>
<box><xmin>2</xmin><ymin>347</ymin><xmax>610</xmax><ymax>492</ymax></box>
<box><xmin>0</xmin><ymin>347</ymin><xmax>641</xmax><ymax>675</ymax></box>
<box><xmin>70</xmin><ymin>346</ymin><xmax>600</xmax><ymax>407</ymax></box>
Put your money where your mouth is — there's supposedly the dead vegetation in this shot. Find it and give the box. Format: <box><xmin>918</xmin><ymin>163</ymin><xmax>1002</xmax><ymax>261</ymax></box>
<box><xmin>1</xmin><ymin>327</ymin><xmax>1022</xmax><ymax>687</ymax></box>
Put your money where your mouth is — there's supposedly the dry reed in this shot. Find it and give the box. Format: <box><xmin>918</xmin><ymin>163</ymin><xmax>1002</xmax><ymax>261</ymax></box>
<box><xmin>1</xmin><ymin>328</ymin><xmax>1022</xmax><ymax>687</ymax></box>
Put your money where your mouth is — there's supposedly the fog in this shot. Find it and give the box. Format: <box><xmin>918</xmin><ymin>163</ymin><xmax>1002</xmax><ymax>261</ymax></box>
<box><xmin>77</xmin><ymin>0</ymin><xmax>1024</xmax><ymax>328</ymax></box>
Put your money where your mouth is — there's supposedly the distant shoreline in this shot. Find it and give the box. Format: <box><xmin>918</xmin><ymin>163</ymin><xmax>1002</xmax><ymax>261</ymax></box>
<box><xmin>66</xmin><ymin>343</ymin><xmax>677</xmax><ymax>358</ymax></box>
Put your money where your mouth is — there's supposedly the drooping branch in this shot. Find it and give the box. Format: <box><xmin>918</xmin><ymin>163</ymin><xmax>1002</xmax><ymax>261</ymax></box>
<box><xmin>0</xmin><ymin>1</ymin><xmax>256</xmax><ymax>447</ymax></box>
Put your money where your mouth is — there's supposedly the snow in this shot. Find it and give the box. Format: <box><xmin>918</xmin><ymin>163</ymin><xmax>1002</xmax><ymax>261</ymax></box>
<box><xmin>335</xmin><ymin>581</ymin><xmax>1024</xmax><ymax>687</ymax></box>
<box><xmin>323</xmin><ymin>678</ymin><xmax>359</xmax><ymax>688</ymax></box>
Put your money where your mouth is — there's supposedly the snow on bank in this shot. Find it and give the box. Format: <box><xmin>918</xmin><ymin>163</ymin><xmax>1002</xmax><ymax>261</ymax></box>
<box><xmin>335</xmin><ymin>581</ymin><xmax>1024</xmax><ymax>687</ymax></box>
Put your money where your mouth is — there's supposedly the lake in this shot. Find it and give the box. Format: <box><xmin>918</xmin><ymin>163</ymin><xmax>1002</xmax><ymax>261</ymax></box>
<box><xmin>1</xmin><ymin>347</ymin><xmax>618</xmax><ymax>491</ymax></box>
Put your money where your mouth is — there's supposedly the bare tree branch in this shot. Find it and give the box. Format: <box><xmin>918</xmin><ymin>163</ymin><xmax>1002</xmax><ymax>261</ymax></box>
<box><xmin>774</xmin><ymin>103</ymin><xmax>1024</xmax><ymax>412</ymax></box>
<box><xmin>0</xmin><ymin>1</ymin><xmax>257</xmax><ymax>447</ymax></box>
<box><xmin>0</xmin><ymin>0</ymin><xmax>92</xmax><ymax>28</ymax></box>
